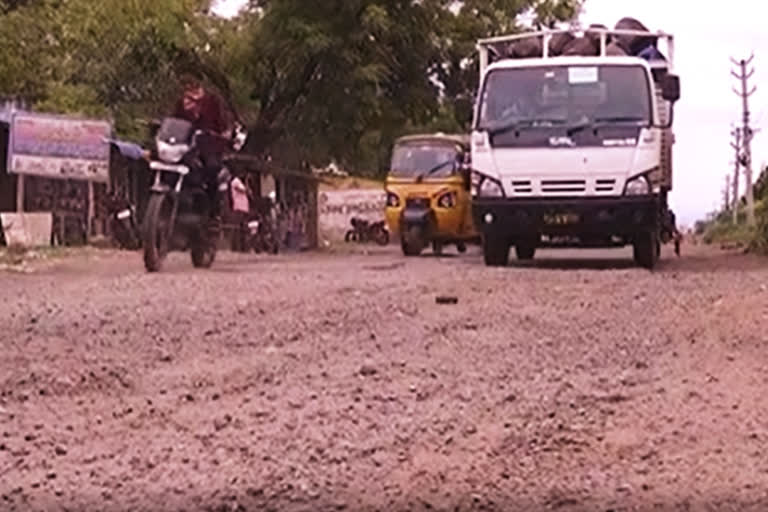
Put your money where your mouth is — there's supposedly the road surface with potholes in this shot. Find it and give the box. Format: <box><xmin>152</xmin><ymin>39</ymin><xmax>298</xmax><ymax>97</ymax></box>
<box><xmin>1</xmin><ymin>243</ymin><xmax>767</xmax><ymax>511</ymax></box>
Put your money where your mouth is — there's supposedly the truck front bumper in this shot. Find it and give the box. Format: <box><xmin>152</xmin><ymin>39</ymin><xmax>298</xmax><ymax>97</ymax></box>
<box><xmin>472</xmin><ymin>196</ymin><xmax>660</xmax><ymax>239</ymax></box>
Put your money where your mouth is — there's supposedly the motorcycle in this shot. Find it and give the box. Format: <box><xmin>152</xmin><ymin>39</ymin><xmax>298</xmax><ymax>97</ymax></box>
<box><xmin>247</xmin><ymin>197</ymin><xmax>279</xmax><ymax>254</ymax></box>
<box><xmin>344</xmin><ymin>217</ymin><xmax>390</xmax><ymax>246</ymax></box>
<box><xmin>103</xmin><ymin>139</ymin><xmax>149</xmax><ymax>250</ymax></box>
<box><xmin>246</xmin><ymin>217</ymin><xmax>280</xmax><ymax>254</ymax></box>
<box><xmin>141</xmin><ymin>117</ymin><xmax>246</xmax><ymax>272</ymax></box>
<box><xmin>105</xmin><ymin>193</ymin><xmax>141</xmax><ymax>250</ymax></box>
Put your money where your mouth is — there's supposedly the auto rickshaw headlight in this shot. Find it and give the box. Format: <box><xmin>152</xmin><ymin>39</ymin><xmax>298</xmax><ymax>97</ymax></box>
<box><xmin>437</xmin><ymin>191</ymin><xmax>456</xmax><ymax>208</ymax></box>
<box><xmin>386</xmin><ymin>191</ymin><xmax>400</xmax><ymax>207</ymax></box>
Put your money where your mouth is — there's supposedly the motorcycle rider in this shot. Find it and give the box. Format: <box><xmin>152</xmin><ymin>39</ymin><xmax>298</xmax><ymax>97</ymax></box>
<box><xmin>172</xmin><ymin>71</ymin><xmax>232</xmax><ymax>230</ymax></box>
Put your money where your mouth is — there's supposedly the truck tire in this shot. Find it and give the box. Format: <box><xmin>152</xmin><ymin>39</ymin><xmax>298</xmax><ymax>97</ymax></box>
<box><xmin>515</xmin><ymin>243</ymin><xmax>536</xmax><ymax>260</ymax></box>
<box><xmin>483</xmin><ymin>237</ymin><xmax>509</xmax><ymax>267</ymax></box>
<box><xmin>633</xmin><ymin>231</ymin><xmax>659</xmax><ymax>269</ymax></box>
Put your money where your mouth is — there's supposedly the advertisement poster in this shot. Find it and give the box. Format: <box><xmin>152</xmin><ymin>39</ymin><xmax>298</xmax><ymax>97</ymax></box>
<box><xmin>8</xmin><ymin>112</ymin><xmax>111</xmax><ymax>182</ymax></box>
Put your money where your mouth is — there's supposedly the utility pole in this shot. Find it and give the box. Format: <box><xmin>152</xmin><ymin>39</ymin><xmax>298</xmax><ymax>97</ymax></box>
<box><xmin>724</xmin><ymin>173</ymin><xmax>731</xmax><ymax>212</ymax></box>
<box><xmin>731</xmin><ymin>54</ymin><xmax>757</xmax><ymax>226</ymax></box>
<box><xmin>730</xmin><ymin>125</ymin><xmax>741</xmax><ymax>223</ymax></box>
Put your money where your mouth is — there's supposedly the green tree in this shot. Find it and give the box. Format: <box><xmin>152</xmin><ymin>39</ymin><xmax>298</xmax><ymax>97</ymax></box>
<box><xmin>1</xmin><ymin>0</ymin><xmax>582</xmax><ymax>174</ymax></box>
<box><xmin>230</xmin><ymin>0</ymin><xmax>581</xmax><ymax>173</ymax></box>
<box><xmin>0</xmin><ymin>0</ymin><xmax>213</xmax><ymax>138</ymax></box>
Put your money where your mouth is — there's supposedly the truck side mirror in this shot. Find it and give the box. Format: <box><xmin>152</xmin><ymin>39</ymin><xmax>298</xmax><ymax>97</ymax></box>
<box><xmin>661</xmin><ymin>74</ymin><xmax>680</xmax><ymax>103</ymax></box>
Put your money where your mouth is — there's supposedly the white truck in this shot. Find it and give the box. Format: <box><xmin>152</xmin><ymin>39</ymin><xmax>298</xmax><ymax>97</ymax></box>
<box><xmin>469</xmin><ymin>23</ymin><xmax>680</xmax><ymax>268</ymax></box>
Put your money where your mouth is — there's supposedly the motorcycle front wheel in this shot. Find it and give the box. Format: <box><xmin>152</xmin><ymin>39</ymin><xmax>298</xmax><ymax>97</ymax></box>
<box><xmin>142</xmin><ymin>193</ymin><xmax>173</xmax><ymax>272</ymax></box>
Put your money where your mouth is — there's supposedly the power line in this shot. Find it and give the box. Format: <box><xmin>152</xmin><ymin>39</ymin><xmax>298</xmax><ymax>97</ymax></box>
<box><xmin>731</xmin><ymin>54</ymin><xmax>757</xmax><ymax>226</ymax></box>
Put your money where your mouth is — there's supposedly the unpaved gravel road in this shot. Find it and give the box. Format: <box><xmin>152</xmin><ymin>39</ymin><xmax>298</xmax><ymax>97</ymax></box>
<box><xmin>1</xmin><ymin>243</ymin><xmax>767</xmax><ymax>511</ymax></box>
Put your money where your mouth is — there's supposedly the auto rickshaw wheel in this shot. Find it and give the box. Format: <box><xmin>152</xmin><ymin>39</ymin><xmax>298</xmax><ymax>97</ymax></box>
<box><xmin>432</xmin><ymin>241</ymin><xmax>443</xmax><ymax>256</ymax></box>
<box><xmin>456</xmin><ymin>242</ymin><xmax>467</xmax><ymax>254</ymax></box>
<box><xmin>401</xmin><ymin>225</ymin><xmax>424</xmax><ymax>256</ymax></box>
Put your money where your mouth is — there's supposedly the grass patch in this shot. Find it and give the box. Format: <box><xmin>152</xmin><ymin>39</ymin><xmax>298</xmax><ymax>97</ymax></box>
<box><xmin>0</xmin><ymin>244</ymin><xmax>103</xmax><ymax>267</ymax></box>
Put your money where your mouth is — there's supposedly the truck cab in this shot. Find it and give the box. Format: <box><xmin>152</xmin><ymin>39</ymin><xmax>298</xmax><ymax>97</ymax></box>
<box><xmin>470</xmin><ymin>26</ymin><xmax>680</xmax><ymax>268</ymax></box>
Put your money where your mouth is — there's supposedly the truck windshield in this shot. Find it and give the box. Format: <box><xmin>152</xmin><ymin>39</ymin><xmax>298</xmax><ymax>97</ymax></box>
<box><xmin>476</xmin><ymin>65</ymin><xmax>652</xmax><ymax>132</ymax></box>
<box><xmin>390</xmin><ymin>143</ymin><xmax>460</xmax><ymax>178</ymax></box>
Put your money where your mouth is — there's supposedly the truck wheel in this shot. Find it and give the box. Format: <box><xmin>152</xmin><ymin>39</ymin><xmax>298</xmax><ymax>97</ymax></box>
<box><xmin>432</xmin><ymin>241</ymin><xmax>443</xmax><ymax>256</ymax></box>
<box><xmin>515</xmin><ymin>243</ymin><xmax>536</xmax><ymax>261</ymax></box>
<box><xmin>483</xmin><ymin>237</ymin><xmax>509</xmax><ymax>266</ymax></box>
<box><xmin>633</xmin><ymin>231</ymin><xmax>659</xmax><ymax>269</ymax></box>
<box><xmin>456</xmin><ymin>242</ymin><xmax>467</xmax><ymax>254</ymax></box>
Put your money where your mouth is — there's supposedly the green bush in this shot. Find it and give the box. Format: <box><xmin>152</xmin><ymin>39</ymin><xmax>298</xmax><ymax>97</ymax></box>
<box><xmin>750</xmin><ymin>199</ymin><xmax>768</xmax><ymax>253</ymax></box>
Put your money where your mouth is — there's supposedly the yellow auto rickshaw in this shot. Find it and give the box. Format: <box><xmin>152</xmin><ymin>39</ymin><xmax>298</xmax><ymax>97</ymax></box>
<box><xmin>384</xmin><ymin>133</ymin><xmax>479</xmax><ymax>256</ymax></box>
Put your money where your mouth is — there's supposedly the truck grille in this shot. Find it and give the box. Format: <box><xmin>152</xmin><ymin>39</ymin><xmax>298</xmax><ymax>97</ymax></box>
<box><xmin>541</xmin><ymin>179</ymin><xmax>586</xmax><ymax>194</ymax></box>
<box><xmin>595</xmin><ymin>178</ymin><xmax>616</xmax><ymax>194</ymax></box>
<box><xmin>511</xmin><ymin>180</ymin><xmax>533</xmax><ymax>194</ymax></box>
<box><xmin>508</xmin><ymin>178</ymin><xmax>619</xmax><ymax>195</ymax></box>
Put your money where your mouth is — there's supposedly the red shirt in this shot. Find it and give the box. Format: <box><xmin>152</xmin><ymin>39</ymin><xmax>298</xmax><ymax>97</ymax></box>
<box><xmin>173</xmin><ymin>90</ymin><xmax>226</xmax><ymax>135</ymax></box>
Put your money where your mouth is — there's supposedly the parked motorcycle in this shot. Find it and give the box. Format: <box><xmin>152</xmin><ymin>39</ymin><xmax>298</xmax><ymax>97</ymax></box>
<box><xmin>141</xmin><ymin>117</ymin><xmax>246</xmax><ymax>272</ymax></box>
<box><xmin>105</xmin><ymin>193</ymin><xmax>141</xmax><ymax>250</ymax></box>
<box><xmin>345</xmin><ymin>217</ymin><xmax>390</xmax><ymax>246</ymax></box>
<box><xmin>247</xmin><ymin>216</ymin><xmax>280</xmax><ymax>254</ymax></box>
<box><xmin>247</xmin><ymin>197</ymin><xmax>279</xmax><ymax>254</ymax></box>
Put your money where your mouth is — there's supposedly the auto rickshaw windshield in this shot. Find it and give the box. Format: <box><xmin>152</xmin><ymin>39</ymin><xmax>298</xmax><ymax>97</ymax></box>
<box><xmin>390</xmin><ymin>143</ymin><xmax>460</xmax><ymax>179</ymax></box>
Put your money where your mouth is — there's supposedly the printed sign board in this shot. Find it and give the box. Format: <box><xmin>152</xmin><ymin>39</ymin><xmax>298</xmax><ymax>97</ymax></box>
<box><xmin>8</xmin><ymin>112</ymin><xmax>111</xmax><ymax>182</ymax></box>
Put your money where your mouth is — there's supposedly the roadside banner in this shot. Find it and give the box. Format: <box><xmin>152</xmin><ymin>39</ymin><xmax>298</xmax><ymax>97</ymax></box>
<box><xmin>8</xmin><ymin>111</ymin><xmax>111</xmax><ymax>183</ymax></box>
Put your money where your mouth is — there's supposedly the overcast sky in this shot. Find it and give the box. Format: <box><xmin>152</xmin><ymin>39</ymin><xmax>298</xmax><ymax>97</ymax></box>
<box><xmin>212</xmin><ymin>0</ymin><xmax>767</xmax><ymax>226</ymax></box>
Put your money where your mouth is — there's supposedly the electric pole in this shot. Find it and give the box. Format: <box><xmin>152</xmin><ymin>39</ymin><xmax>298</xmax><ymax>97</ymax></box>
<box><xmin>731</xmin><ymin>54</ymin><xmax>757</xmax><ymax>226</ymax></box>
<box><xmin>724</xmin><ymin>173</ymin><xmax>731</xmax><ymax>212</ymax></box>
<box><xmin>730</xmin><ymin>126</ymin><xmax>741</xmax><ymax>223</ymax></box>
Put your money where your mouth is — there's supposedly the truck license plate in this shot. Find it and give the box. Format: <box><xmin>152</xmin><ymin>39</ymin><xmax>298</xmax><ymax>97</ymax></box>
<box><xmin>544</xmin><ymin>213</ymin><xmax>580</xmax><ymax>225</ymax></box>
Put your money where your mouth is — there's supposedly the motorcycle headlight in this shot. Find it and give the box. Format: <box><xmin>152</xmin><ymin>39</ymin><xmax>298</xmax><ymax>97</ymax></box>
<box><xmin>156</xmin><ymin>140</ymin><xmax>189</xmax><ymax>164</ymax></box>
<box><xmin>386</xmin><ymin>191</ymin><xmax>400</xmax><ymax>208</ymax></box>
<box><xmin>624</xmin><ymin>175</ymin><xmax>650</xmax><ymax>195</ymax></box>
<box><xmin>474</xmin><ymin>174</ymin><xmax>504</xmax><ymax>198</ymax></box>
<box><xmin>437</xmin><ymin>191</ymin><xmax>456</xmax><ymax>208</ymax></box>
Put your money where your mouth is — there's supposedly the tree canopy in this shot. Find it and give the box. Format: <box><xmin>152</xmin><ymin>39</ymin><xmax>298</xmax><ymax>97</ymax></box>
<box><xmin>0</xmin><ymin>0</ymin><xmax>581</xmax><ymax>175</ymax></box>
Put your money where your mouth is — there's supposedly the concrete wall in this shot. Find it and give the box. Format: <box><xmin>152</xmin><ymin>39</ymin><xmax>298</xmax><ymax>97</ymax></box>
<box><xmin>318</xmin><ymin>188</ymin><xmax>387</xmax><ymax>241</ymax></box>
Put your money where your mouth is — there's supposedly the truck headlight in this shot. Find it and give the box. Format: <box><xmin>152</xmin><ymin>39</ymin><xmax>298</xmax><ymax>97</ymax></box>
<box><xmin>624</xmin><ymin>175</ymin><xmax>650</xmax><ymax>195</ymax></box>
<box><xmin>473</xmin><ymin>174</ymin><xmax>504</xmax><ymax>198</ymax></box>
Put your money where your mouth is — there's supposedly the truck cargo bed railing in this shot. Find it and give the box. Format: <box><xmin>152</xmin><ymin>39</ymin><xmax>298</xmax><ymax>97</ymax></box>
<box><xmin>477</xmin><ymin>27</ymin><xmax>674</xmax><ymax>75</ymax></box>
